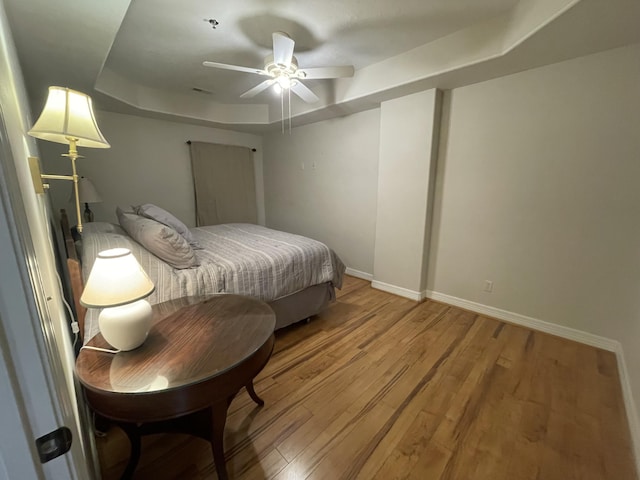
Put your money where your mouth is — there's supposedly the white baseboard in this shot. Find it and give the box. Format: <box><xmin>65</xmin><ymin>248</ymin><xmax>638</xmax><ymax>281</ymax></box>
<box><xmin>371</xmin><ymin>280</ymin><xmax>423</xmax><ymax>301</ymax></box>
<box><xmin>425</xmin><ymin>290</ymin><xmax>618</xmax><ymax>351</ymax></box>
<box><xmin>345</xmin><ymin>268</ymin><xmax>373</xmax><ymax>281</ymax></box>
<box><xmin>426</xmin><ymin>289</ymin><xmax>640</xmax><ymax>474</ymax></box>
<box><xmin>614</xmin><ymin>344</ymin><xmax>640</xmax><ymax>474</ymax></box>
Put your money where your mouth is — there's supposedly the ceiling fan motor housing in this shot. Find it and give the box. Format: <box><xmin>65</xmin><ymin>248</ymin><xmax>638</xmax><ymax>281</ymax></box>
<box><xmin>264</xmin><ymin>54</ymin><xmax>303</xmax><ymax>79</ymax></box>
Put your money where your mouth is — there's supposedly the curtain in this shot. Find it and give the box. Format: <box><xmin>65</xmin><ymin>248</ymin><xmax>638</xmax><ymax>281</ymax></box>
<box><xmin>189</xmin><ymin>141</ymin><xmax>257</xmax><ymax>226</ymax></box>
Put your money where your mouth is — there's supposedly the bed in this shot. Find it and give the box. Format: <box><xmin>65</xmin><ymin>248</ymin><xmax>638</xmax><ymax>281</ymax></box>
<box><xmin>60</xmin><ymin>208</ymin><xmax>345</xmax><ymax>343</ymax></box>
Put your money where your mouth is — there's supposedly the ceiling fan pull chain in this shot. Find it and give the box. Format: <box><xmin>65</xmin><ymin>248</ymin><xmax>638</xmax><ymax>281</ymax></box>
<box><xmin>288</xmin><ymin>88</ymin><xmax>292</xmax><ymax>135</ymax></box>
<box><xmin>281</xmin><ymin>88</ymin><xmax>285</xmax><ymax>134</ymax></box>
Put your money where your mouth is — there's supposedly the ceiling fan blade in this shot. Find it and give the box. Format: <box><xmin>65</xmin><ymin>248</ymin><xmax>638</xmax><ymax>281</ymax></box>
<box><xmin>290</xmin><ymin>81</ymin><xmax>319</xmax><ymax>103</ymax></box>
<box><xmin>240</xmin><ymin>79</ymin><xmax>276</xmax><ymax>98</ymax></box>
<box><xmin>298</xmin><ymin>66</ymin><xmax>355</xmax><ymax>79</ymax></box>
<box><xmin>272</xmin><ymin>32</ymin><xmax>295</xmax><ymax>67</ymax></box>
<box><xmin>202</xmin><ymin>61</ymin><xmax>268</xmax><ymax>76</ymax></box>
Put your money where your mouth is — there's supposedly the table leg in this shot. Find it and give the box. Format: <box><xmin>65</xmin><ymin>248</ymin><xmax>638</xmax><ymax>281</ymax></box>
<box><xmin>119</xmin><ymin>423</ymin><xmax>141</xmax><ymax>480</ymax></box>
<box><xmin>210</xmin><ymin>400</ymin><xmax>231</xmax><ymax>480</ymax></box>
<box><xmin>246</xmin><ymin>380</ymin><xmax>264</xmax><ymax>406</ymax></box>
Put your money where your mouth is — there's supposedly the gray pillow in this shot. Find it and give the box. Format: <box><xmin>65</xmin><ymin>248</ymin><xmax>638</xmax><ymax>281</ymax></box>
<box><xmin>132</xmin><ymin>203</ymin><xmax>200</xmax><ymax>248</ymax></box>
<box><xmin>117</xmin><ymin>208</ymin><xmax>199</xmax><ymax>269</ymax></box>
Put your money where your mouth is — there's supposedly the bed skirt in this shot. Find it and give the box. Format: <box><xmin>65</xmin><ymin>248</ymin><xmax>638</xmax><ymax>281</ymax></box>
<box><xmin>269</xmin><ymin>282</ymin><xmax>335</xmax><ymax>330</ymax></box>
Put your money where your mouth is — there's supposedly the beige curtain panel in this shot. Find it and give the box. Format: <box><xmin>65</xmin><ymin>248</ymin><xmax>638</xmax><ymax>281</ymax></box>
<box><xmin>189</xmin><ymin>141</ymin><xmax>257</xmax><ymax>226</ymax></box>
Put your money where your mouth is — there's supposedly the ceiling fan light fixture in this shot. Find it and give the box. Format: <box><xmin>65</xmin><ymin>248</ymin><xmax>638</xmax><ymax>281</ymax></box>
<box><xmin>276</xmin><ymin>75</ymin><xmax>291</xmax><ymax>89</ymax></box>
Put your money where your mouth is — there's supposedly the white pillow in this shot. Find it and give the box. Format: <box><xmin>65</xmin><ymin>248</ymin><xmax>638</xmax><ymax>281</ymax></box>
<box><xmin>133</xmin><ymin>204</ymin><xmax>200</xmax><ymax>248</ymax></box>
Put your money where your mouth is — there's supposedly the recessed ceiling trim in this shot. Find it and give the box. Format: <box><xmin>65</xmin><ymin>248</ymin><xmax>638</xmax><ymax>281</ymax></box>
<box><xmin>89</xmin><ymin>0</ymin><xmax>636</xmax><ymax>130</ymax></box>
<box><xmin>96</xmin><ymin>68</ymin><xmax>269</xmax><ymax>124</ymax></box>
<box><xmin>296</xmin><ymin>0</ymin><xmax>580</xmax><ymax>118</ymax></box>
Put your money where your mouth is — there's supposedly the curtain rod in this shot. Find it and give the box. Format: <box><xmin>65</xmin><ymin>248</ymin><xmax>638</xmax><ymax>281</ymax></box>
<box><xmin>186</xmin><ymin>140</ymin><xmax>256</xmax><ymax>152</ymax></box>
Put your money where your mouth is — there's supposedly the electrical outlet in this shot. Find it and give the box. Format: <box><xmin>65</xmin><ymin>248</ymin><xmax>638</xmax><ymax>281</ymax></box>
<box><xmin>483</xmin><ymin>280</ymin><xmax>493</xmax><ymax>293</ymax></box>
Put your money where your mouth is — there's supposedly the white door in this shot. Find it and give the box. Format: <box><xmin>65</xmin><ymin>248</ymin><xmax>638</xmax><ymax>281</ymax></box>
<box><xmin>0</xmin><ymin>5</ymin><xmax>95</xmax><ymax>476</ymax></box>
<box><xmin>0</xmin><ymin>103</ymin><xmax>92</xmax><ymax>479</ymax></box>
<box><xmin>0</xmin><ymin>188</ymin><xmax>89</xmax><ymax>479</ymax></box>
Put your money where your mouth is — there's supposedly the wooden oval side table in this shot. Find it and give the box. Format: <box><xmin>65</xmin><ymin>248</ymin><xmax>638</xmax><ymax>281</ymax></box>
<box><xmin>75</xmin><ymin>294</ymin><xmax>276</xmax><ymax>480</ymax></box>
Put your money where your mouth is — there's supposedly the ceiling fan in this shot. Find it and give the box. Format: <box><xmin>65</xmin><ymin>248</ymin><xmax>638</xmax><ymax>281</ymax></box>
<box><xmin>203</xmin><ymin>32</ymin><xmax>355</xmax><ymax>103</ymax></box>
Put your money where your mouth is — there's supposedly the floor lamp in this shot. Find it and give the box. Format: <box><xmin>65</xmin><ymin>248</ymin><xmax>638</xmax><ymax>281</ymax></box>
<box><xmin>28</xmin><ymin>86</ymin><xmax>110</xmax><ymax>233</ymax></box>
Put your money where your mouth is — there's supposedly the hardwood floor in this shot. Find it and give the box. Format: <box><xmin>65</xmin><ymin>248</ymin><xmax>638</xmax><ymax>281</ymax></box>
<box><xmin>96</xmin><ymin>275</ymin><xmax>637</xmax><ymax>479</ymax></box>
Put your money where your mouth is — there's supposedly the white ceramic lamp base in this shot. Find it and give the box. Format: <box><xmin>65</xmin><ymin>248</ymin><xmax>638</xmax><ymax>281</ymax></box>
<box><xmin>98</xmin><ymin>299</ymin><xmax>152</xmax><ymax>351</ymax></box>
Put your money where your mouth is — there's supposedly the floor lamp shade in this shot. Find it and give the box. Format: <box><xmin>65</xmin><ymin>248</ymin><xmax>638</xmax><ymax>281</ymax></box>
<box><xmin>76</xmin><ymin>177</ymin><xmax>102</xmax><ymax>204</ymax></box>
<box><xmin>81</xmin><ymin>248</ymin><xmax>155</xmax><ymax>351</ymax></box>
<box><xmin>28</xmin><ymin>86</ymin><xmax>110</xmax><ymax>148</ymax></box>
<box><xmin>72</xmin><ymin>177</ymin><xmax>102</xmax><ymax>222</ymax></box>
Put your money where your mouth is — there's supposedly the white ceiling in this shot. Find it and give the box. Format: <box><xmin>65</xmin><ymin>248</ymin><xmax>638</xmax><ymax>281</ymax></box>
<box><xmin>4</xmin><ymin>0</ymin><xmax>640</xmax><ymax>132</ymax></box>
<box><xmin>106</xmin><ymin>0</ymin><xmax>518</xmax><ymax>97</ymax></box>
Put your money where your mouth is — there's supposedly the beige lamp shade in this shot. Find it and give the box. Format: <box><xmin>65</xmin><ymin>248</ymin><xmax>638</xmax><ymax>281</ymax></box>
<box><xmin>72</xmin><ymin>177</ymin><xmax>102</xmax><ymax>204</ymax></box>
<box><xmin>28</xmin><ymin>86</ymin><xmax>110</xmax><ymax>149</ymax></box>
<box><xmin>80</xmin><ymin>248</ymin><xmax>155</xmax><ymax>308</ymax></box>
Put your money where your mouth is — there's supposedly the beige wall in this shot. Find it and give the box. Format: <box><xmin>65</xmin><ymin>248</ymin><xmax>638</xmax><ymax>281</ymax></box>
<box><xmin>41</xmin><ymin>111</ymin><xmax>264</xmax><ymax>227</ymax></box>
<box><xmin>374</xmin><ymin>89</ymin><xmax>441</xmax><ymax>296</ymax></box>
<box><xmin>263</xmin><ymin>109</ymin><xmax>380</xmax><ymax>275</ymax></box>
<box><xmin>429</xmin><ymin>43</ymin><xmax>640</xmax><ymax>415</ymax></box>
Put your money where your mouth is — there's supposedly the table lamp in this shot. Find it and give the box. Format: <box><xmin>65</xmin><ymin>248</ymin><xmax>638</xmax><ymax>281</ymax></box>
<box><xmin>28</xmin><ymin>86</ymin><xmax>110</xmax><ymax>233</ymax></box>
<box><xmin>71</xmin><ymin>177</ymin><xmax>102</xmax><ymax>222</ymax></box>
<box><xmin>80</xmin><ymin>248</ymin><xmax>155</xmax><ymax>351</ymax></box>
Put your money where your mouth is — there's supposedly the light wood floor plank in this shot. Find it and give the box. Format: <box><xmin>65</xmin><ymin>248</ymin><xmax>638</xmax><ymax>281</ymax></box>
<box><xmin>95</xmin><ymin>275</ymin><xmax>637</xmax><ymax>479</ymax></box>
